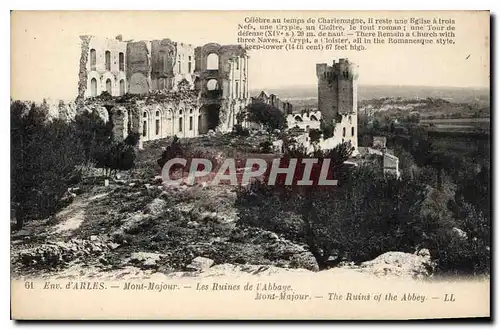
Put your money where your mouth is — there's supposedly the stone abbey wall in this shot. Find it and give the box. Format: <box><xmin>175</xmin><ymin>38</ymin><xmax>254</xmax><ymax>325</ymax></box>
<box><xmin>78</xmin><ymin>36</ymin><xmax>251</xmax><ymax>139</ymax></box>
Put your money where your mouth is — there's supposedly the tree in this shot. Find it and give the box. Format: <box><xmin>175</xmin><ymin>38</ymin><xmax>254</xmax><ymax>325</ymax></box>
<box><xmin>157</xmin><ymin>136</ymin><xmax>185</xmax><ymax>169</ymax></box>
<box><xmin>308</xmin><ymin>128</ymin><xmax>322</xmax><ymax>146</ymax></box>
<box><xmin>74</xmin><ymin>110</ymin><xmax>113</xmax><ymax>161</ymax></box>
<box><xmin>245</xmin><ymin>102</ymin><xmax>286</xmax><ymax>132</ymax></box>
<box><xmin>94</xmin><ymin>141</ymin><xmax>136</xmax><ymax>178</ymax></box>
<box><xmin>319</xmin><ymin>120</ymin><xmax>335</xmax><ymax>139</ymax></box>
<box><xmin>11</xmin><ymin>101</ymin><xmax>85</xmax><ymax>228</ymax></box>
<box><xmin>124</xmin><ymin>132</ymin><xmax>141</xmax><ymax>146</ymax></box>
<box><xmin>237</xmin><ymin>158</ymin><xmax>430</xmax><ymax>270</ymax></box>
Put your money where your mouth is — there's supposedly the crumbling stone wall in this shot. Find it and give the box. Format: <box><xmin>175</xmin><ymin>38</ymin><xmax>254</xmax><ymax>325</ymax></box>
<box><xmin>77</xmin><ymin>36</ymin><xmax>128</xmax><ymax>99</ymax></box>
<box><xmin>76</xmin><ymin>35</ymin><xmax>252</xmax><ymax>136</ymax></box>
<box><xmin>111</xmin><ymin>106</ymin><xmax>129</xmax><ymax>141</ymax></box>
<box><xmin>316</xmin><ymin>59</ymin><xmax>358</xmax><ymax>122</ymax></box>
<box><xmin>194</xmin><ymin>43</ymin><xmax>250</xmax><ymax>133</ymax></box>
<box><xmin>383</xmin><ymin>153</ymin><xmax>400</xmax><ymax>178</ymax></box>
<box><xmin>127</xmin><ymin>41</ymin><xmax>151</xmax><ymax>95</ymax></box>
<box><xmin>76</xmin><ymin>36</ymin><xmax>91</xmax><ymax>102</ymax></box>
<box><xmin>150</xmin><ymin>39</ymin><xmax>176</xmax><ymax>91</ymax></box>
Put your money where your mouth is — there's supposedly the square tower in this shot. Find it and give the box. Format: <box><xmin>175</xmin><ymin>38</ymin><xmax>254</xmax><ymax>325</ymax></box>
<box><xmin>316</xmin><ymin>58</ymin><xmax>358</xmax><ymax>122</ymax></box>
<box><xmin>316</xmin><ymin>58</ymin><xmax>359</xmax><ymax>151</ymax></box>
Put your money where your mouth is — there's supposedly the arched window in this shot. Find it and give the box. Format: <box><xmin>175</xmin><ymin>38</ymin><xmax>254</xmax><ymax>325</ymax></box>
<box><xmin>119</xmin><ymin>80</ymin><xmax>125</xmax><ymax>96</ymax></box>
<box><xmin>159</xmin><ymin>51</ymin><xmax>167</xmax><ymax>72</ymax></box>
<box><xmin>207</xmin><ymin>79</ymin><xmax>218</xmax><ymax>91</ymax></box>
<box><xmin>142</xmin><ymin>111</ymin><xmax>148</xmax><ymax>138</ymax></box>
<box><xmin>90</xmin><ymin>78</ymin><xmax>97</xmax><ymax>97</ymax></box>
<box><xmin>207</xmin><ymin>53</ymin><xmax>219</xmax><ymax>70</ymax></box>
<box><xmin>106</xmin><ymin>79</ymin><xmax>112</xmax><ymax>94</ymax></box>
<box><xmin>351</xmin><ymin>127</ymin><xmax>355</xmax><ymax>136</ymax></box>
<box><xmin>119</xmin><ymin>52</ymin><xmax>124</xmax><ymax>71</ymax></box>
<box><xmin>342</xmin><ymin>127</ymin><xmax>346</xmax><ymax>137</ymax></box>
<box><xmin>179</xmin><ymin>109</ymin><xmax>183</xmax><ymax>115</ymax></box>
<box><xmin>90</xmin><ymin>49</ymin><xmax>96</xmax><ymax>70</ymax></box>
<box><xmin>179</xmin><ymin>117</ymin><xmax>183</xmax><ymax>132</ymax></box>
<box><xmin>348</xmin><ymin>115</ymin><xmax>352</xmax><ymax>124</ymax></box>
<box><xmin>155</xmin><ymin>111</ymin><xmax>160</xmax><ymax>136</ymax></box>
<box><xmin>189</xmin><ymin>109</ymin><xmax>193</xmax><ymax>114</ymax></box>
<box><xmin>105</xmin><ymin>51</ymin><xmax>111</xmax><ymax>71</ymax></box>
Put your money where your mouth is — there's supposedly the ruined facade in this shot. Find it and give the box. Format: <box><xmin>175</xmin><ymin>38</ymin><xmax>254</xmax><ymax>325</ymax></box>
<box><xmin>251</xmin><ymin>91</ymin><xmax>293</xmax><ymax>115</ymax></box>
<box><xmin>194</xmin><ymin>43</ymin><xmax>250</xmax><ymax>133</ymax></box>
<box><xmin>78</xmin><ymin>35</ymin><xmax>128</xmax><ymax>98</ymax></box>
<box><xmin>383</xmin><ymin>153</ymin><xmax>400</xmax><ymax>178</ymax></box>
<box><xmin>287</xmin><ymin>110</ymin><xmax>321</xmax><ymax>131</ymax></box>
<box><xmin>77</xmin><ymin>36</ymin><xmax>250</xmax><ymax>142</ymax></box>
<box><xmin>316</xmin><ymin>58</ymin><xmax>359</xmax><ymax>150</ymax></box>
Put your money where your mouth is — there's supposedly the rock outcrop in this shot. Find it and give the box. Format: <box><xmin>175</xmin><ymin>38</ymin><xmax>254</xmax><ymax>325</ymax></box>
<box><xmin>358</xmin><ymin>249</ymin><xmax>435</xmax><ymax>279</ymax></box>
<box><xmin>16</xmin><ymin>239</ymin><xmax>110</xmax><ymax>268</ymax></box>
<box><xmin>187</xmin><ymin>257</ymin><xmax>215</xmax><ymax>271</ymax></box>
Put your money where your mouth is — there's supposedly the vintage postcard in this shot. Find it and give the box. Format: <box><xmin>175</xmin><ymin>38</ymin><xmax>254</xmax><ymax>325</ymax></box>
<box><xmin>10</xmin><ymin>10</ymin><xmax>490</xmax><ymax>320</ymax></box>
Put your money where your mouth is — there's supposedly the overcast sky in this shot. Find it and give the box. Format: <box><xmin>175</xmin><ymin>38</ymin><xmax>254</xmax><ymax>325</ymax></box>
<box><xmin>11</xmin><ymin>10</ymin><xmax>489</xmax><ymax>102</ymax></box>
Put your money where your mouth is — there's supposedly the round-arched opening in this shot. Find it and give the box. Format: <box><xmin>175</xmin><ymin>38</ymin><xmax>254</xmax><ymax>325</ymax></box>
<box><xmin>206</xmin><ymin>53</ymin><xmax>219</xmax><ymax>70</ymax></box>
<box><xmin>119</xmin><ymin>79</ymin><xmax>125</xmax><ymax>96</ymax></box>
<box><xmin>105</xmin><ymin>79</ymin><xmax>112</xmax><ymax>94</ymax></box>
<box><xmin>207</xmin><ymin>79</ymin><xmax>219</xmax><ymax>91</ymax></box>
<box><xmin>90</xmin><ymin>78</ymin><xmax>98</xmax><ymax>97</ymax></box>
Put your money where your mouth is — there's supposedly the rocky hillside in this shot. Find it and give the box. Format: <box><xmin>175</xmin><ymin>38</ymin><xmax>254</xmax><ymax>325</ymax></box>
<box><xmin>11</xmin><ymin>170</ymin><xmax>436</xmax><ymax>281</ymax></box>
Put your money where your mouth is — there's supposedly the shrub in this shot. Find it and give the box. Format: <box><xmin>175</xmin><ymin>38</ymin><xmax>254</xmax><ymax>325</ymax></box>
<box><xmin>246</xmin><ymin>102</ymin><xmax>286</xmax><ymax>132</ymax></box>
<box><xmin>157</xmin><ymin>136</ymin><xmax>185</xmax><ymax>169</ymax></box>
<box><xmin>259</xmin><ymin>140</ymin><xmax>272</xmax><ymax>153</ymax></box>
<box><xmin>94</xmin><ymin>141</ymin><xmax>136</xmax><ymax>177</ymax></box>
<box><xmin>232</xmin><ymin>124</ymin><xmax>250</xmax><ymax>137</ymax></box>
<box><xmin>124</xmin><ymin>132</ymin><xmax>141</xmax><ymax>146</ymax></box>
<box><xmin>320</xmin><ymin>120</ymin><xmax>335</xmax><ymax>139</ymax></box>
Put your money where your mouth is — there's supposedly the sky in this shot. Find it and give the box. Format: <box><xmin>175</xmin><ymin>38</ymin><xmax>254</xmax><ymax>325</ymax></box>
<box><xmin>11</xmin><ymin>10</ymin><xmax>490</xmax><ymax>102</ymax></box>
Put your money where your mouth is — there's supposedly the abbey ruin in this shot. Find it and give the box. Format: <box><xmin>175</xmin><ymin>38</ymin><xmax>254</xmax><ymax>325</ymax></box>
<box><xmin>77</xmin><ymin>35</ymin><xmax>250</xmax><ymax>142</ymax></box>
<box><xmin>75</xmin><ymin>35</ymin><xmax>364</xmax><ymax>158</ymax></box>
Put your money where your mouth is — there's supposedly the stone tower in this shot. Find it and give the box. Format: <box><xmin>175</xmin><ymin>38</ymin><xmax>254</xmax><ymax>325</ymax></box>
<box><xmin>316</xmin><ymin>58</ymin><xmax>359</xmax><ymax>151</ymax></box>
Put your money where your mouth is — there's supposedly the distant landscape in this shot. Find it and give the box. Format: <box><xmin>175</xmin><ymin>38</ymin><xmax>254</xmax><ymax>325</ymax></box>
<box><xmin>250</xmin><ymin>85</ymin><xmax>490</xmax><ymax>107</ymax></box>
<box><xmin>251</xmin><ymin>84</ymin><xmax>490</xmax><ymax>134</ymax></box>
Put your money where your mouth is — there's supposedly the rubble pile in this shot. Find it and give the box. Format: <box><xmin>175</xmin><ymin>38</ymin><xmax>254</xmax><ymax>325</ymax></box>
<box><xmin>16</xmin><ymin>238</ymin><xmax>115</xmax><ymax>269</ymax></box>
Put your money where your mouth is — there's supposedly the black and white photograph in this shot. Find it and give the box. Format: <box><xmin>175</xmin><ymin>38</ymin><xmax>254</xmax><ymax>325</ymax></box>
<box><xmin>9</xmin><ymin>10</ymin><xmax>491</xmax><ymax>320</ymax></box>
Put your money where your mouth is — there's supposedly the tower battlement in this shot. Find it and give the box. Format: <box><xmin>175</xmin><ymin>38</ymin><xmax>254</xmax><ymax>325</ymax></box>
<box><xmin>317</xmin><ymin>58</ymin><xmax>359</xmax><ymax>151</ymax></box>
<box><xmin>316</xmin><ymin>58</ymin><xmax>359</xmax><ymax>81</ymax></box>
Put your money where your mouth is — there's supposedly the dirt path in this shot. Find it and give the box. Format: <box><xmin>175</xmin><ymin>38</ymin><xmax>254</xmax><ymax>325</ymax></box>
<box><xmin>52</xmin><ymin>192</ymin><xmax>109</xmax><ymax>237</ymax></box>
